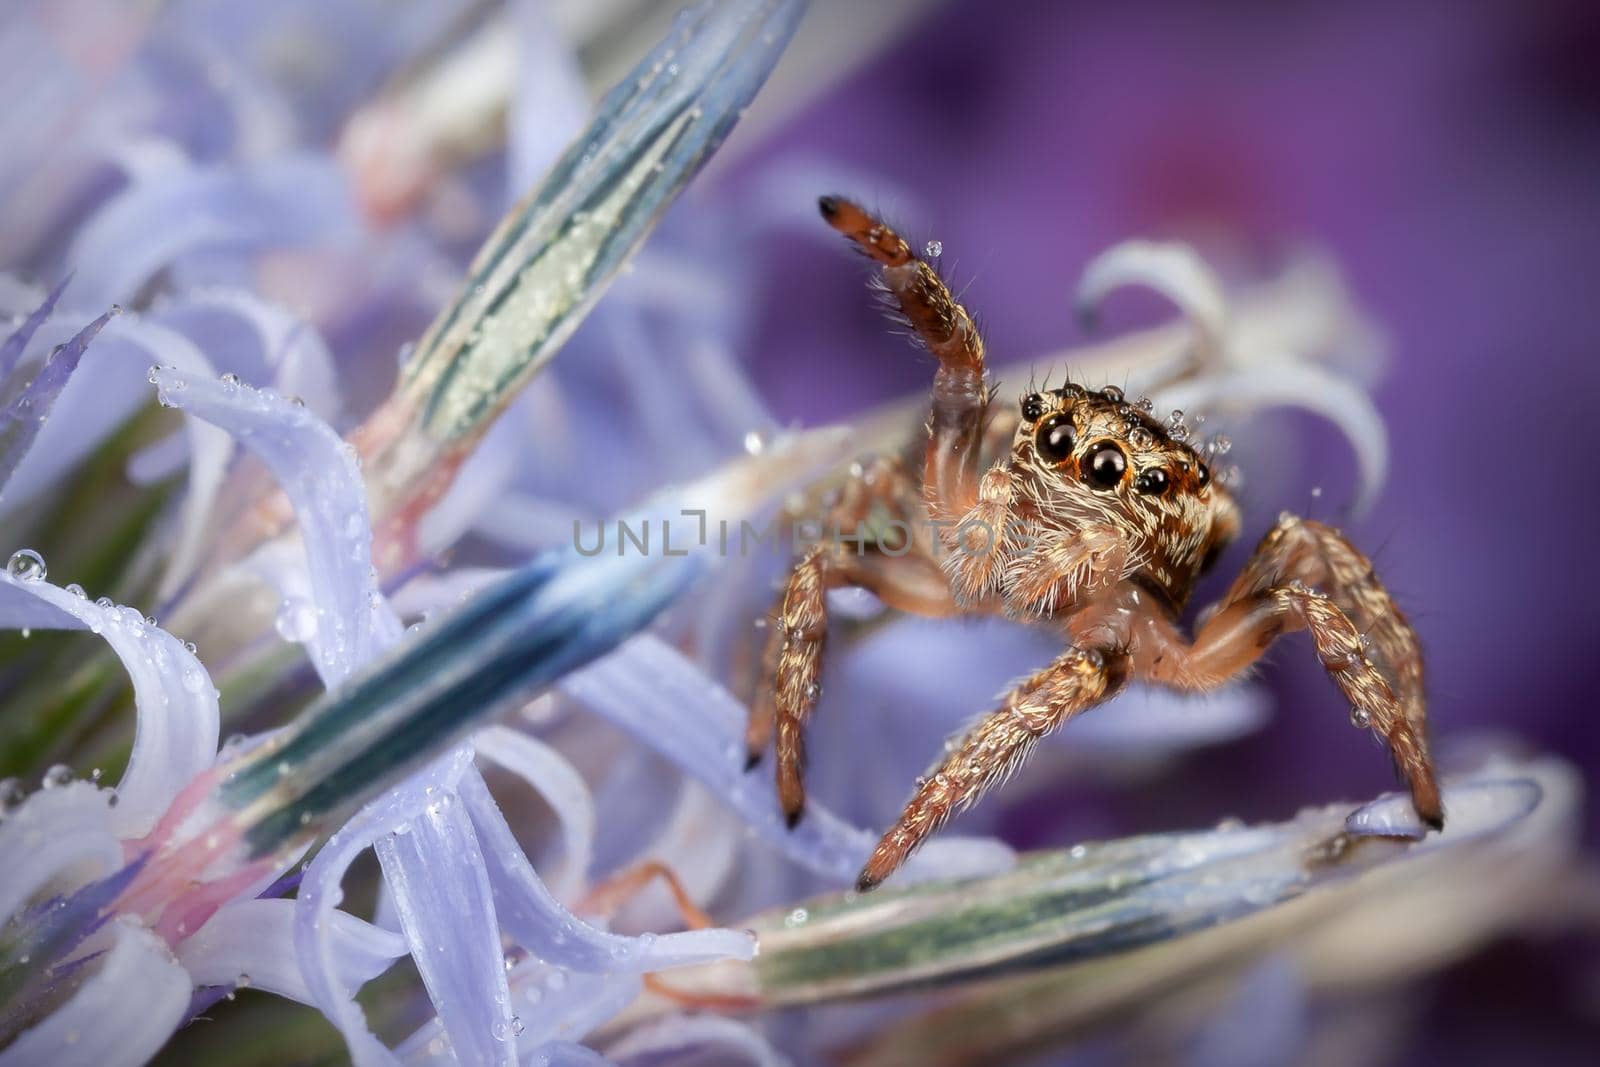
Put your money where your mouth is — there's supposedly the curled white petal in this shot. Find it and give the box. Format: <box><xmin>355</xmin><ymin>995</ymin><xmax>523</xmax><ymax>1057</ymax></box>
<box><xmin>0</xmin><ymin>920</ymin><xmax>188</xmax><ymax>1067</ymax></box>
<box><xmin>295</xmin><ymin>748</ymin><xmax>477</xmax><ymax>1067</ymax></box>
<box><xmin>0</xmin><ymin>783</ymin><xmax>122</xmax><ymax>921</ymax></box>
<box><xmin>375</xmin><ymin>777</ymin><xmax>516</xmax><ymax>1067</ymax></box>
<box><xmin>1154</xmin><ymin>362</ymin><xmax>1388</xmax><ymax>515</ymax></box>
<box><xmin>180</xmin><ymin>897</ymin><xmax>406</xmax><ymax>1005</ymax></box>
<box><xmin>474</xmin><ymin>725</ymin><xmax>596</xmax><ymax>902</ymax></box>
<box><xmin>150</xmin><ymin>365</ymin><xmax>401</xmax><ymax>686</ymax></box>
<box><xmin>1078</xmin><ymin>241</ymin><xmax>1228</xmax><ymax>364</ymax></box>
<box><xmin>0</xmin><ymin>573</ymin><xmax>219</xmax><ymax>836</ymax></box>
<box><xmin>459</xmin><ymin>771</ymin><xmax>754</xmax><ymax>972</ymax></box>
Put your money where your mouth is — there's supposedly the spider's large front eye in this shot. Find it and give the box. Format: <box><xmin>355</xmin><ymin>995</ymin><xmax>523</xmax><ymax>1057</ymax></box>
<box><xmin>1084</xmin><ymin>441</ymin><xmax>1127</xmax><ymax>489</ymax></box>
<box><xmin>1035</xmin><ymin>414</ymin><xmax>1076</xmax><ymax>464</ymax></box>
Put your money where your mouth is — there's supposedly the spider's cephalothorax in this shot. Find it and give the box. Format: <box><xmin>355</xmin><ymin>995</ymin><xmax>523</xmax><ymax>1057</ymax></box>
<box><xmin>746</xmin><ymin>196</ymin><xmax>1440</xmax><ymax>891</ymax></box>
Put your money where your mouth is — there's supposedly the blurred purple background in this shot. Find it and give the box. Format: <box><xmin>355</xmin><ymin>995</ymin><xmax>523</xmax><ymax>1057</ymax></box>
<box><xmin>715</xmin><ymin>0</ymin><xmax>1600</xmax><ymax>1057</ymax></box>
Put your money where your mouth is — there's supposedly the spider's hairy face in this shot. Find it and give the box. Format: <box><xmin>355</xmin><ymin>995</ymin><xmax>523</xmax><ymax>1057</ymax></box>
<box><xmin>1009</xmin><ymin>385</ymin><xmax>1240</xmax><ymax>610</ymax></box>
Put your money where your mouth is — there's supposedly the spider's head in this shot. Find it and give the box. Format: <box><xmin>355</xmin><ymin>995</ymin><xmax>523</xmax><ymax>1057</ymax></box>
<box><xmin>1011</xmin><ymin>384</ymin><xmax>1240</xmax><ymax>608</ymax></box>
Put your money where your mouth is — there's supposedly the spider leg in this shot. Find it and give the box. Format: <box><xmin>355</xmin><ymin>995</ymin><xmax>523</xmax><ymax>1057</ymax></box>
<box><xmin>1150</xmin><ymin>514</ymin><xmax>1440</xmax><ymax>829</ymax></box>
<box><xmin>819</xmin><ymin>196</ymin><xmax>987</xmax><ymax>522</ymax></box>
<box><xmin>858</xmin><ymin>647</ymin><xmax>1129</xmax><ymax>891</ymax></box>
<box><xmin>745</xmin><ymin>456</ymin><xmax>958</xmax><ymax>822</ymax></box>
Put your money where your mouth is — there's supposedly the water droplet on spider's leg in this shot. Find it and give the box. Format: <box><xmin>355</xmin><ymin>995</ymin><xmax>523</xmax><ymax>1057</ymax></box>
<box><xmin>923</xmin><ymin>239</ymin><xmax>943</xmax><ymax>258</ymax></box>
<box><xmin>1350</xmin><ymin>708</ymin><xmax>1372</xmax><ymax>729</ymax></box>
<box><xmin>6</xmin><ymin>549</ymin><xmax>46</xmax><ymax>582</ymax></box>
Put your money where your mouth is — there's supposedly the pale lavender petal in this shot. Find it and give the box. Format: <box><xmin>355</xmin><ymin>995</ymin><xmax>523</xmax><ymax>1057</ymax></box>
<box><xmin>474</xmin><ymin>725</ymin><xmax>596</xmax><ymax>901</ymax></box>
<box><xmin>514</xmin><ymin>970</ymin><xmax>642</xmax><ymax>1053</ymax></box>
<box><xmin>0</xmin><ymin>783</ymin><xmax>121</xmax><ymax>922</ymax></box>
<box><xmin>0</xmin><ymin>315</ymin><xmax>200</xmax><ymax>514</ymax></box>
<box><xmin>508</xmin><ymin>0</ymin><xmax>590</xmax><ymax>193</ymax></box>
<box><xmin>0</xmin><ymin>572</ymin><xmax>219</xmax><ymax>837</ymax></box>
<box><xmin>178</xmin><ymin>897</ymin><xmax>406</xmax><ymax>1006</ymax></box>
<box><xmin>0</xmin><ymin>920</ymin><xmax>189</xmax><ymax>1067</ymax></box>
<box><xmin>607</xmin><ymin>1015</ymin><xmax>789</xmax><ymax>1067</ymax></box>
<box><xmin>296</xmin><ymin>749</ymin><xmax>477</xmax><ymax>1067</ymax></box>
<box><xmin>63</xmin><ymin>155</ymin><xmax>355</xmax><ymax>309</ymax></box>
<box><xmin>458</xmin><ymin>770</ymin><xmax>755</xmax><ymax>972</ymax></box>
<box><xmin>154</xmin><ymin>288</ymin><xmax>342</xmax><ymax>419</ymax></box>
<box><xmin>151</xmin><ymin>364</ymin><xmax>402</xmax><ymax>686</ymax></box>
<box><xmin>374</xmin><ymin>778</ymin><xmax>516</xmax><ymax>1067</ymax></box>
<box><xmin>398</xmin><ymin>969</ymin><xmax>642</xmax><ymax>1065</ymax></box>
<box><xmin>0</xmin><ymin>275</ymin><xmax>67</xmax><ymax>381</ymax></box>
<box><xmin>528</xmin><ymin>1043</ymin><xmax>614</xmax><ymax>1067</ymax></box>
<box><xmin>560</xmin><ymin>635</ymin><xmax>1015</xmax><ymax>885</ymax></box>
<box><xmin>1188</xmin><ymin>955</ymin><xmax>1306</xmax><ymax>1067</ymax></box>
<box><xmin>0</xmin><ymin>306</ymin><xmax>114</xmax><ymax>504</ymax></box>
<box><xmin>108</xmin><ymin>317</ymin><xmax>229</xmax><ymax>590</ymax></box>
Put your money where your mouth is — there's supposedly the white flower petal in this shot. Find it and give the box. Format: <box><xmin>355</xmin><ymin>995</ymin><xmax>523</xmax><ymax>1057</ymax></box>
<box><xmin>179</xmin><ymin>897</ymin><xmax>405</xmax><ymax>1005</ymax></box>
<box><xmin>375</xmin><ymin>777</ymin><xmax>516</xmax><ymax>1067</ymax></box>
<box><xmin>474</xmin><ymin>725</ymin><xmax>595</xmax><ymax>901</ymax></box>
<box><xmin>0</xmin><ymin>920</ymin><xmax>188</xmax><ymax>1067</ymax></box>
<box><xmin>1078</xmin><ymin>241</ymin><xmax>1228</xmax><ymax>364</ymax></box>
<box><xmin>0</xmin><ymin>573</ymin><xmax>219</xmax><ymax>837</ymax></box>
<box><xmin>459</xmin><ymin>770</ymin><xmax>754</xmax><ymax>972</ymax></box>
<box><xmin>1155</xmin><ymin>361</ymin><xmax>1388</xmax><ymax>515</ymax></box>
<box><xmin>296</xmin><ymin>750</ymin><xmax>477</xmax><ymax>1067</ymax></box>
<box><xmin>0</xmin><ymin>783</ymin><xmax>121</xmax><ymax>922</ymax></box>
<box><xmin>150</xmin><ymin>365</ymin><xmax>401</xmax><ymax>686</ymax></box>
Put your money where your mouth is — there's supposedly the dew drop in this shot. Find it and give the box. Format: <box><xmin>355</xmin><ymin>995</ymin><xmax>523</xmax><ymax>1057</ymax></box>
<box><xmin>1069</xmin><ymin>844</ymin><xmax>1088</xmax><ymax>859</ymax></box>
<box><xmin>220</xmin><ymin>372</ymin><xmax>241</xmax><ymax>389</ymax></box>
<box><xmin>923</xmin><ymin>239</ymin><xmax>943</xmax><ymax>258</ymax></box>
<box><xmin>64</xmin><ymin>583</ymin><xmax>86</xmax><ymax>599</ymax></box>
<box><xmin>1350</xmin><ymin>708</ymin><xmax>1372</xmax><ymax>729</ymax></box>
<box><xmin>742</xmin><ymin>430</ymin><xmax>768</xmax><ymax>456</ymax></box>
<box><xmin>41</xmin><ymin>764</ymin><xmax>73</xmax><ymax>789</ymax></box>
<box><xmin>784</xmin><ymin>907</ymin><xmax>809</xmax><ymax>928</ymax></box>
<box><xmin>1101</xmin><ymin>385</ymin><xmax>1124</xmax><ymax>402</ymax></box>
<box><xmin>6</xmin><ymin>549</ymin><xmax>46</xmax><ymax>582</ymax></box>
<box><xmin>0</xmin><ymin>778</ymin><xmax>24</xmax><ymax>815</ymax></box>
<box><xmin>95</xmin><ymin>596</ymin><xmax>114</xmax><ymax>609</ymax></box>
<box><xmin>275</xmin><ymin>599</ymin><xmax>319</xmax><ymax>643</ymax></box>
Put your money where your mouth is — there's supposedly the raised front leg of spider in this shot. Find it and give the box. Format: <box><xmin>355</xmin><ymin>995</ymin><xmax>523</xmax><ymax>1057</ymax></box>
<box><xmin>747</xmin><ymin>196</ymin><xmax>1441</xmax><ymax>892</ymax></box>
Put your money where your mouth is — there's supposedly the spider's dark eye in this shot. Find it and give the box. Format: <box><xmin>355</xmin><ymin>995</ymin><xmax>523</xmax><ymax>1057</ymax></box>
<box><xmin>1021</xmin><ymin>393</ymin><xmax>1047</xmax><ymax>422</ymax></box>
<box><xmin>1134</xmin><ymin>468</ymin><xmax>1169</xmax><ymax>495</ymax></box>
<box><xmin>1084</xmin><ymin>442</ymin><xmax>1127</xmax><ymax>489</ymax></box>
<box><xmin>1035</xmin><ymin>414</ymin><xmax>1076</xmax><ymax>464</ymax></box>
<box><xmin>1197</xmin><ymin>463</ymin><xmax>1212</xmax><ymax>488</ymax></box>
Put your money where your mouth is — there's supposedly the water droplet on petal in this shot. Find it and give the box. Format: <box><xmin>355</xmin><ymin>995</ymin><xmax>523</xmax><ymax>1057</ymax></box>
<box><xmin>41</xmin><ymin>764</ymin><xmax>73</xmax><ymax>789</ymax></box>
<box><xmin>220</xmin><ymin>372</ymin><xmax>241</xmax><ymax>389</ymax></box>
<box><xmin>274</xmin><ymin>599</ymin><xmax>319</xmax><ymax>643</ymax></box>
<box><xmin>6</xmin><ymin>549</ymin><xmax>46</xmax><ymax>582</ymax></box>
<box><xmin>64</xmin><ymin>583</ymin><xmax>86</xmax><ymax>598</ymax></box>
<box><xmin>0</xmin><ymin>778</ymin><xmax>24</xmax><ymax>815</ymax></box>
<box><xmin>95</xmin><ymin>596</ymin><xmax>114</xmax><ymax>609</ymax></box>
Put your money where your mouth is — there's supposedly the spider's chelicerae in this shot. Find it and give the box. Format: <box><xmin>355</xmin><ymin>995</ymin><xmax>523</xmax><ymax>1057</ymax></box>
<box><xmin>746</xmin><ymin>196</ymin><xmax>1441</xmax><ymax>892</ymax></box>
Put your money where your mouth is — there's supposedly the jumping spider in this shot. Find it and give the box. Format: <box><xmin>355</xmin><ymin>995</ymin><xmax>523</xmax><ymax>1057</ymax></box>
<box><xmin>746</xmin><ymin>195</ymin><xmax>1441</xmax><ymax>892</ymax></box>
